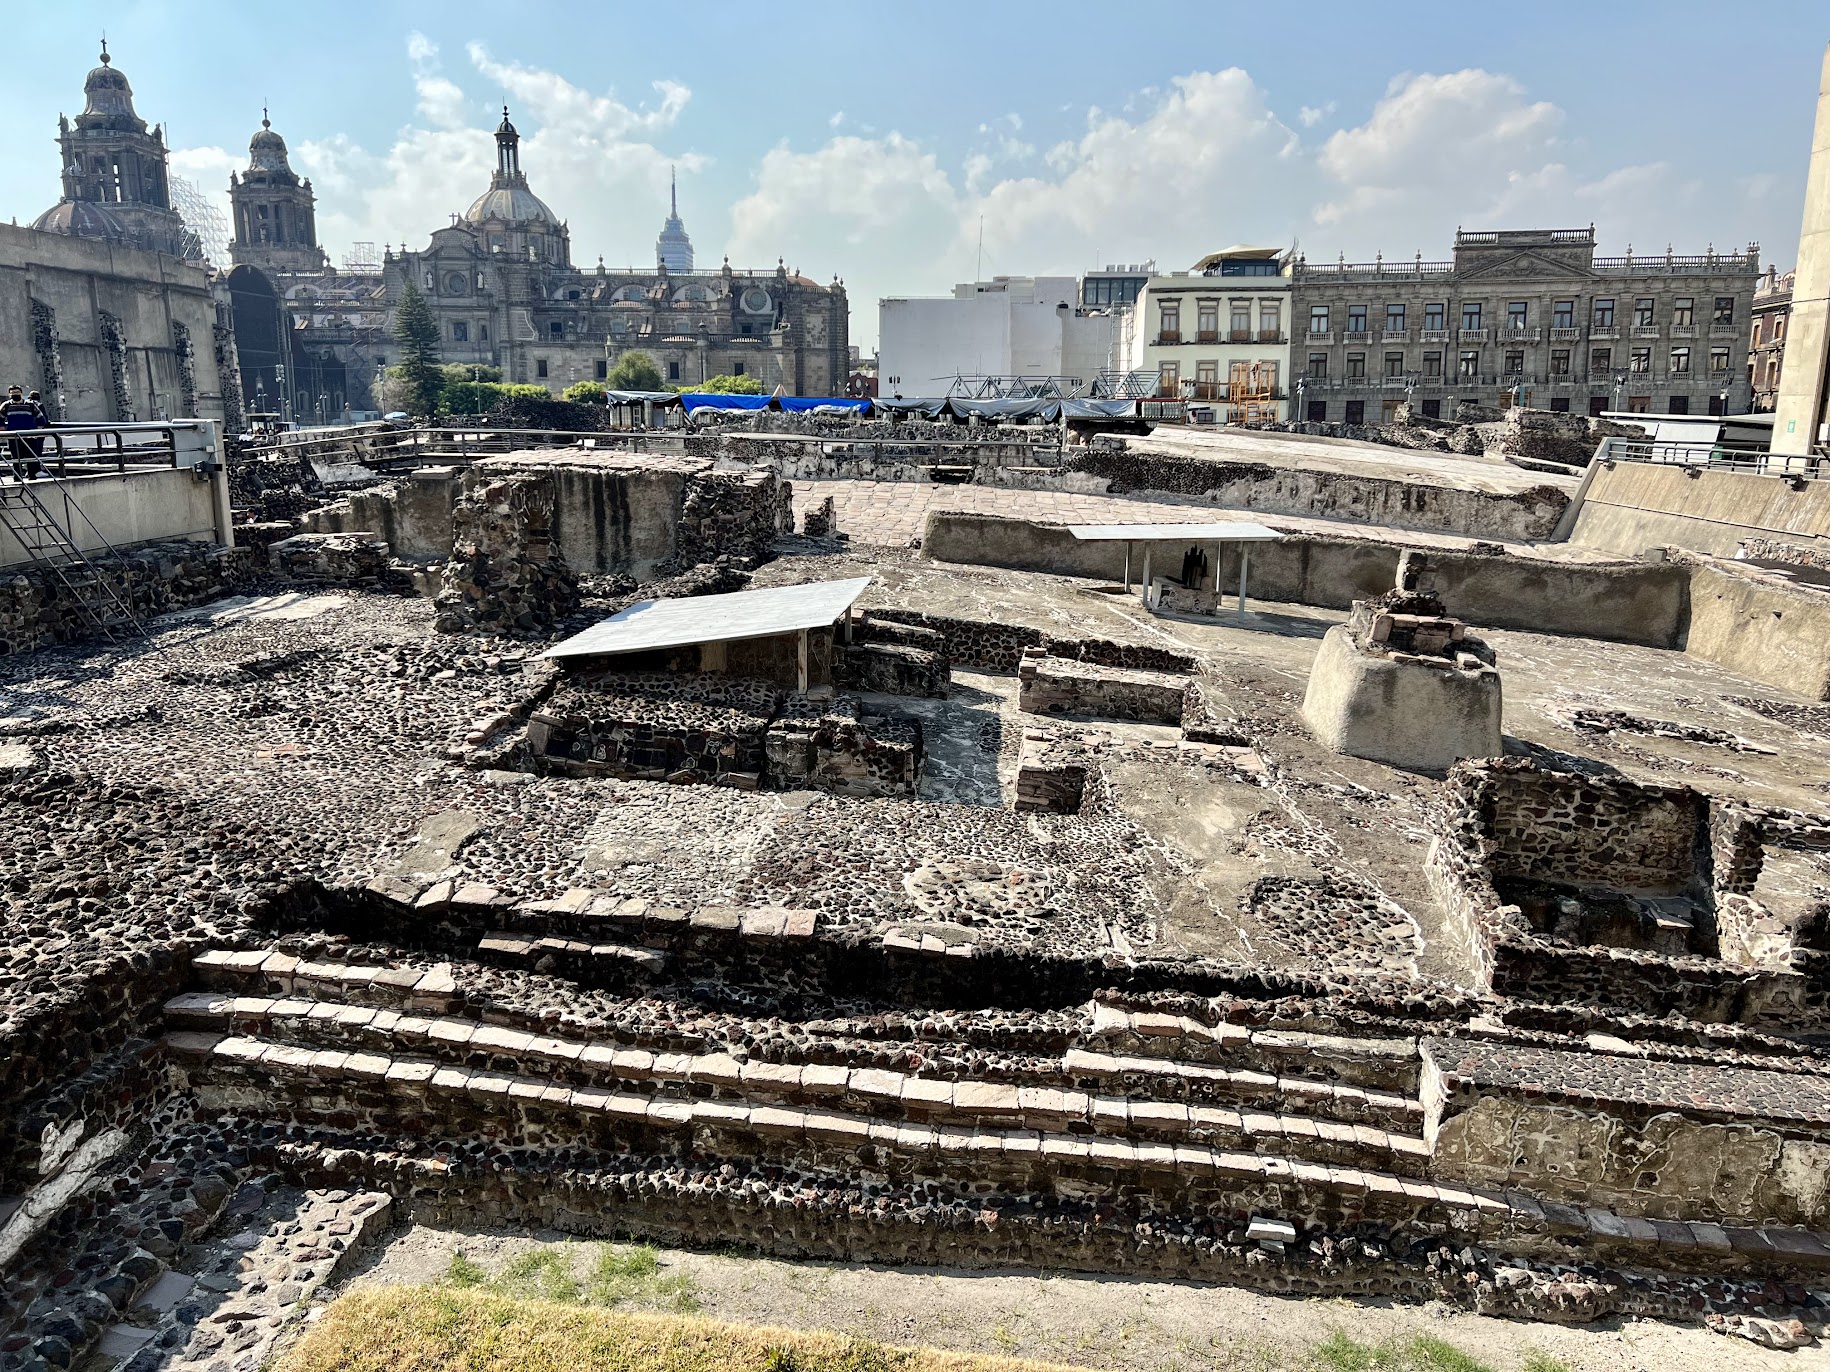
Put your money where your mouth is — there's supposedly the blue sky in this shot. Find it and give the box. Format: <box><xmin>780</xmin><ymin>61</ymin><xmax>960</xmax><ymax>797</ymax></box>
<box><xmin>6</xmin><ymin>2</ymin><xmax>1826</xmax><ymax>347</ymax></box>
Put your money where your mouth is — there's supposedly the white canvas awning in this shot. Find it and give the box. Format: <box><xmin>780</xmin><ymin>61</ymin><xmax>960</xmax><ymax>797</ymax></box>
<box><xmin>541</xmin><ymin>577</ymin><xmax>872</xmax><ymax>660</ymax></box>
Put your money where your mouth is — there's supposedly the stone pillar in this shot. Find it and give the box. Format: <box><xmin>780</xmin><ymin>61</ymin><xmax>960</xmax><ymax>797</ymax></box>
<box><xmin>1773</xmin><ymin>42</ymin><xmax>1830</xmax><ymax>456</ymax></box>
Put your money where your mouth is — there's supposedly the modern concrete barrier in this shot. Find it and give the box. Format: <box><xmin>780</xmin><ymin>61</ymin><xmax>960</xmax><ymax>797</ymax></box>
<box><xmin>0</xmin><ymin>468</ymin><xmax>224</xmax><ymax>570</ymax></box>
<box><xmin>1398</xmin><ymin>548</ymin><xmax>1689</xmax><ymax>648</ymax></box>
<box><xmin>1681</xmin><ymin>556</ymin><xmax>1830</xmax><ymax>700</ymax></box>
<box><xmin>1570</xmin><ymin>461</ymin><xmax>1830</xmax><ymax>560</ymax></box>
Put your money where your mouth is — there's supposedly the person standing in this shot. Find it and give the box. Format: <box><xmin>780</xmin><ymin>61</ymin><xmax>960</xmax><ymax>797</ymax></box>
<box><xmin>0</xmin><ymin>385</ymin><xmax>43</xmax><ymax>477</ymax></box>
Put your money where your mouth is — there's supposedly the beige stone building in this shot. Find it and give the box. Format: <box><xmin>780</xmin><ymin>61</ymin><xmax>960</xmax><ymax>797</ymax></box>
<box><xmin>1290</xmin><ymin>227</ymin><xmax>1760</xmax><ymax>422</ymax></box>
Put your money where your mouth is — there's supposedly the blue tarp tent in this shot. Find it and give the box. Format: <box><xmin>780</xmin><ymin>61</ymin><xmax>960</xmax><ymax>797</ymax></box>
<box><xmin>679</xmin><ymin>393</ymin><xmax>774</xmax><ymax>413</ymax></box>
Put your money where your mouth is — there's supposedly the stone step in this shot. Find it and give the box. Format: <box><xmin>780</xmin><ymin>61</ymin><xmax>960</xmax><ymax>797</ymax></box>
<box><xmin>475</xmin><ymin>931</ymin><xmax>670</xmax><ymax>978</ymax></box>
<box><xmin>167</xmin><ymin>1030</ymin><xmax>1452</xmax><ymax>1205</ymax></box>
<box><xmin>1087</xmin><ymin>999</ymin><xmax>1423</xmax><ymax>1093</ymax></box>
<box><xmin>162</xmin><ymin>1021</ymin><xmax>1431</xmax><ymax>1177</ymax></box>
<box><xmin>1062</xmin><ymin>1046</ymin><xmax>1422</xmax><ymax>1130</ymax></box>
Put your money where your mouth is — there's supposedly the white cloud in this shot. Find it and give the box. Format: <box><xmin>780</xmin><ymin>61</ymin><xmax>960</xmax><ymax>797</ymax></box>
<box><xmin>1298</xmin><ymin>102</ymin><xmax>1334</xmax><ymax>128</ymax></box>
<box><xmin>829</xmin><ymin>111</ymin><xmax>845</xmax><ymax>129</ymax></box>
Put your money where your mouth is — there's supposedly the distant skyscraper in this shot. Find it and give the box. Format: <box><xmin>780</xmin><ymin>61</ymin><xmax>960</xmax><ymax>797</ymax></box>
<box><xmin>656</xmin><ymin>167</ymin><xmax>693</xmax><ymax>273</ymax></box>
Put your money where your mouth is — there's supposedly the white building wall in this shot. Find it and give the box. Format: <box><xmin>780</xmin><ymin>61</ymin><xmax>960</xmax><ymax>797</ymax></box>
<box><xmin>879</xmin><ymin>276</ymin><xmax>1111</xmax><ymax>394</ymax></box>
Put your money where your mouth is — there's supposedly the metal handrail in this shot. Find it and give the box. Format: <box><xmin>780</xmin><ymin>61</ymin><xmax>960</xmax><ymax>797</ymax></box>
<box><xmin>1593</xmin><ymin>436</ymin><xmax>1828</xmax><ymax>479</ymax></box>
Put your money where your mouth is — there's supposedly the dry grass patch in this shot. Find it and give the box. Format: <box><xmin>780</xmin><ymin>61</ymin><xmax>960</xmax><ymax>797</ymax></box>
<box><xmin>276</xmin><ymin>1285</ymin><xmax>1573</xmax><ymax>1372</ymax></box>
<box><xmin>277</xmin><ymin>1286</ymin><xmax>1097</xmax><ymax>1372</ymax></box>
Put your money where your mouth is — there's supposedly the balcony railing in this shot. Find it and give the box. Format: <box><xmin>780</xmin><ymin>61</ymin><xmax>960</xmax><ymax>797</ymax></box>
<box><xmin>1258</xmin><ymin>329</ymin><xmax>1285</xmax><ymax>344</ymax></box>
<box><xmin>1710</xmin><ymin>322</ymin><xmax>1740</xmax><ymax>337</ymax></box>
<box><xmin>1590</xmin><ymin>326</ymin><xmax>1619</xmax><ymax>340</ymax></box>
<box><xmin>1343</xmin><ymin>328</ymin><xmax>1371</xmax><ymax>344</ymax></box>
<box><xmin>1631</xmin><ymin>325</ymin><xmax>1660</xmax><ymax>338</ymax></box>
<box><xmin>1196</xmin><ymin>330</ymin><xmax>1220</xmax><ymax>344</ymax></box>
<box><xmin>1458</xmin><ymin>327</ymin><xmax>1490</xmax><ymax>342</ymax></box>
<box><xmin>1500</xmin><ymin>327</ymin><xmax>1541</xmax><ymax>343</ymax></box>
<box><xmin>1157</xmin><ymin>331</ymin><xmax>1182</xmax><ymax>345</ymax></box>
<box><xmin>1382</xmin><ymin>328</ymin><xmax>1409</xmax><ymax>343</ymax></box>
<box><xmin>1420</xmin><ymin>328</ymin><xmax>1450</xmax><ymax>343</ymax></box>
<box><xmin>1671</xmin><ymin>324</ymin><xmax>1698</xmax><ymax>339</ymax></box>
<box><xmin>1306</xmin><ymin>329</ymin><xmax>1335</xmax><ymax>344</ymax></box>
<box><xmin>1549</xmin><ymin>326</ymin><xmax>1582</xmax><ymax>342</ymax></box>
<box><xmin>1229</xmin><ymin>329</ymin><xmax>1253</xmax><ymax>343</ymax></box>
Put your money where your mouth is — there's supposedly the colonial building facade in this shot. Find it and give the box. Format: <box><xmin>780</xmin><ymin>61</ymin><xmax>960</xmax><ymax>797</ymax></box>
<box><xmin>4</xmin><ymin>46</ymin><xmax>231</xmax><ymax>425</ymax></box>
<box><xmin>1288</xmin><ymin>228</ymin><xmax>1761</xmax><ymax>422</ymax></box>
<box><xmin>1750</xmin><ymin>266</ymin><xmax>1794</xmax><ymax>412</ymax></box>
<box><xmin>377</xmin><ymin>111</ymin><xmax>849</xmax><ymax>397</ymax></box>
<box><xmin>1118</xmin><ymin>247</ymin><xmax>1291</xmax><ymax>419</ymax></box>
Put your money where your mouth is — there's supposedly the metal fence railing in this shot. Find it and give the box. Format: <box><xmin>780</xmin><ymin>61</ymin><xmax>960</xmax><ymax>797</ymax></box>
<box><xmin>2</xmin><ymin>420</ymin><xmax>218</xmax><ymax>478</ymax></box>
<box><xmin>1592</xmin><ymin>435</ymin><xmax>1829</xmax><ymax>479</ymax></box>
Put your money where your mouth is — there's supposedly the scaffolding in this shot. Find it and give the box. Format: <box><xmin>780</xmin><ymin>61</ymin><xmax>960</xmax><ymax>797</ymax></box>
<box><xmin>1226</xmin><ymin>363</ymin><xmax>1280</xmax><ymax>425</ymax></box>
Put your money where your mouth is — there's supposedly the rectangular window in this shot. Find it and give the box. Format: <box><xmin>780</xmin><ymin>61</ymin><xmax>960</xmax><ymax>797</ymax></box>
<box><xmin>1384</xmin><ymin>352</ymin><xmax>1404</xmax><ymax>377</ymax></box>
<box><xmin>734</xmin><ymin>362</ymin><xmax>746</xmax><ymax>376</ymax></box>
<box><xmin>1507</xmin><ymin>301</ymin><xmax>1528</xmax><ymax>329</ymax></box>
<box><xmin>1345</xmin><ymin>353</ymin><xmax>1365</xmax><ymax>379</ymax></box>
<box><xmin>1710</xmin><ymin>347</ymin><xmax>1730</xmax><ymax>372</ymax></box>
<box><xmin>480</xmin><ymin>324</ymin><xmax>489</xmax><ymax>341</ymax></box>
<box><xmin>1550</xmin><ymin>350</ymin><xmax>1570</xmax><ymax>375</ymax></box>
<box><xmin>1591</xmin><ymin>347</ymin><xmax>1612</xmax><ymax>374</ymax></box>
<box><xmin>1386</xmin><ymin>303</ymin><xmax>1406</xmax><ymax>331</ymax></box>
<box><xmin>452</xmin><ymin>321</ymin><xmax>468</xmax><ymax>342</ymax></box>
<box><xmin>1461</xmin><ymin>302</ymin><xmax>1483</xmax><ymax>331</ymax></box>
<box><xmin>1309</xmin><ymin>305</ymin><xmax>1330</xmax><ymax>334</ymax></box>
<box><xmin>1159</xmin><ymin>301</ymin><xmax>1180</xmax><ymax>341</ymax></box>
<box><xmin>1347</xmin><ymin>304</ymin><xmax>1368</xmax><ymax>334</ymax></box>
<box><xmin>667</xmin><ymin>360</ymin><xmax>681</xmax><ymax>380</ymax></box>
<box><xmin>1549</xmin><ymin>397</ymin><xmax>1570</xmax><ymax>413</ymax></box>
<box><xmin>1198</xmin><ymin>301</ymin><xmax>1219</xmax><ymax>339</ymax></box>
<box><xmin>1227</xmin><ymin>304</ymin><xmax>1249</xmax><ymax>338</ymax></box>
<box><xmin>1671</xmin><ymin>346</ymin><xmax>1691</xmax><ymax>374</ymax></box>
<box><xmin>1714</xmin><ymin>295</ymin><xmax>1735</xmax><ymax>325</ymax></box>
<box><xmin>1673</xmin><ymin>297</ymin><xmax>1695</xmax><ymax>326</ymax></box>
<box><xmin>549</xmin><ymin>320</ymin><xmax>564</xmax><ymax>338</ymax></box>
<box><xmin>1589</xmin><ymin>396</ymin><xmax>1608</xmax><ymax>417</ymax></box>
<box><xmin>1157</xmin><ymin>361</ymin><xmax>1179</xmax><ymax>396</ymax></box>
<box><xmin>1634</xmin><ymin>297</ymin><xmax>1655</xmax><ymax>327</ymax></box>
<box><xmin>1424</xmin><ymin>302</ymin><xmax>1446</xmax><ymax>330</ymax></box>
<box><xmin>1308</xmin><ymin>352</ymin><xmax>1328</xmax><ymax>378</ymax></box>
<box><xmin>1504</xmin><ymin>350</ymin><xmax>1524</xmax><ymax>375</ymax></box>
<box><xmin>1552</xmin><ymin>299</ymin><xmax>1575</xmax><ymax>329</ymax></box>
<box><xmin>1306</xmin><ymin>400</ymin><xmax>1326</xmax><ymax>422</ymax></box>
<box><xmin>536</xmin><ymin>358</ymin><xmax>548</xmax><ymax>378</ymax></box>
<box><xmin>1345</xmin><ymin>400</ymin><xmax>1365</xmax><ymax>424</ymax></box>
<box><xmin>1630</xmin><ymin>347</ymin><xmax>1651</xmax><ymax>373</ymax></box>
<box><xmin>1423</xmin><ymin>351</ymin><xmax>1443</xmax><ymax>377</ymax></box>
<box><xmin>1668</xmin><ymin>395</ymin><xmax>1691</xmax><ymax>414</ymax></box>
<box><xmin>1421</xmin><ymin>399</ymin><xmax>1441</xmax><ymax>419</ymax></box>
<box><xmin>1459</xmin><ymin>350</ymin><xmax>1480</xmax><ymax>378</ymax></box>
<box><xmin>1259</xmin><ymin>303</ymin><xmax>1281</xmax><ymax>339</ymax></box>
<box><xmin>1776</xmin><ymin>316</ymin><xmax>1786</xmax><ymax>340</ymax></box>
<box><xmin>595</xmin><ymin>359</ymin><xmax>608</xmax><ymax>379</ymax></box>
<box><xmin>1593</xmin><ymin>298</ymin><xmax>1615</xmax><ymax>328</ymax></box>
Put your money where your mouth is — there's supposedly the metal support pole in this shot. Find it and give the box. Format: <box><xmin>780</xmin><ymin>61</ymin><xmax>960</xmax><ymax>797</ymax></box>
<box><xmin>1122</xmin><ymin>542</ymin><xmax>1132</xmax><ymax>593</ymax></box>
<box><xmin>1141</xmin><ymin>545</ymin><xmax>1152</xmax><ymax>608</ymax></box>
<box><xmin>1237</xmin><ymin>547</ymin><xmax>1250</xmax><ymax>618</ymax></box>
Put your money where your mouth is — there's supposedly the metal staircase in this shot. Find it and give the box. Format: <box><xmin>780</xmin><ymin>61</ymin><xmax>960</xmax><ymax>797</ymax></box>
<box><xmin>0</xmin><ymin>475</ymin><xmax>143</xmax><ymax>641</ymax></box>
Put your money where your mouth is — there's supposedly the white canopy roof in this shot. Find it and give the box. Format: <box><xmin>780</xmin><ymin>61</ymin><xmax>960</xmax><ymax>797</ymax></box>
<box><xmin>1067</xmin><ymin>521</ymin><xmax>1282</xmax><ymax>543</ymax></box>
<box><xmin>541</xmin><ymin>577</ymin><xmax>872</xmax><ymax>660</ymax></box>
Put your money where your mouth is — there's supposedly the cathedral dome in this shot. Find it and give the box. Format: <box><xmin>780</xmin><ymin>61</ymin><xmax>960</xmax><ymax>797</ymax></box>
<box><xmin>76</xmin><ymin>45</ymin><xmax>147</xmax><ymax>133</ymax></box>
<box><xmin>249</xmin><ymin>116</ymin><xmax>291</xmax><ymax>173</ymax></box>
<box><xmin>30</xmin><ymin>199</ymin><xmax>130</xmax><ymax>243</ymax></box>
<box><xmin>463</xmin><ymin>184</ymin><xmax>560</xmax><ymax>227</ymax></box>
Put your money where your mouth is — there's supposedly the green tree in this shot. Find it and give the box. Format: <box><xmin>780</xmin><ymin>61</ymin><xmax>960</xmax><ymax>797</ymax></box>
<box><xmin>604</xmin><ymin>351</ymin><xmax>664</xmax><ymax>392</ymax></box>
<box><xmin>390</xmin><ymin>280</ymin><xmax>443</xmax><ymax>416</ymax></box>
<box><xmin>440</xmin><ymin>362</ymin><xmax>501</xmax><ymax>385</ymax></box>
<box><xmin>697</xmin><ymin>374</ymin><xmax>766</xmax><ymax>395</ymax></box>
<box><xmin>562</xmin><ymin>380</ymin><xmax>609</xmax><ymax>404</ymax></box>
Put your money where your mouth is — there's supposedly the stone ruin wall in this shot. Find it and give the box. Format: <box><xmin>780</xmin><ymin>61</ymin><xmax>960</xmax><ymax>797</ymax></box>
<box><xmin>434</xmin><ymin>473</ymin><xmax>581</xmax><ymax>636</ymax></box>
<box><xmin>0</xmin><ymin>541</ymin><xmax>254</xmax><ymax>657</ymax></box>
<box><xmin>1475</xmin><ymin>766</ymin><xmax>1707</xmax><ymax>894</ymax></box>
<box><xmin>1017</xmin><ymin>649</ymin><xmax>1190</xmax><ymax>726</ymax></box>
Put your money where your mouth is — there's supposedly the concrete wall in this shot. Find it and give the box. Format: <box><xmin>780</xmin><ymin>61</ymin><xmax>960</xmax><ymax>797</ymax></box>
<box><xmin>0</xmin><ymin>469</ymin><xmax>222</xmax><ymax>569</ymax></box>
<box><xmin>921</xmin><ymin>511</ymin><xmax>1403</xmax><ymax>609</ymax></box>
<box><xmin>1683</xmin><ymin>557</ymin><xmax>1830</xmax><ymax>701</ymax></box>
<box><xmin>1399</xmin><ymin>548</ymin><xmax>1689</xmax><ymax>648</ymax></box>
<box><xmin>1571</xmin><ymin>461</ymin><xmax>1830</xmax><ymax>559</ymax></box>
<box><xmin>0</xmin><ymin>222</ymin><xmax>226</xmax><ymax>424</ymax></box>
